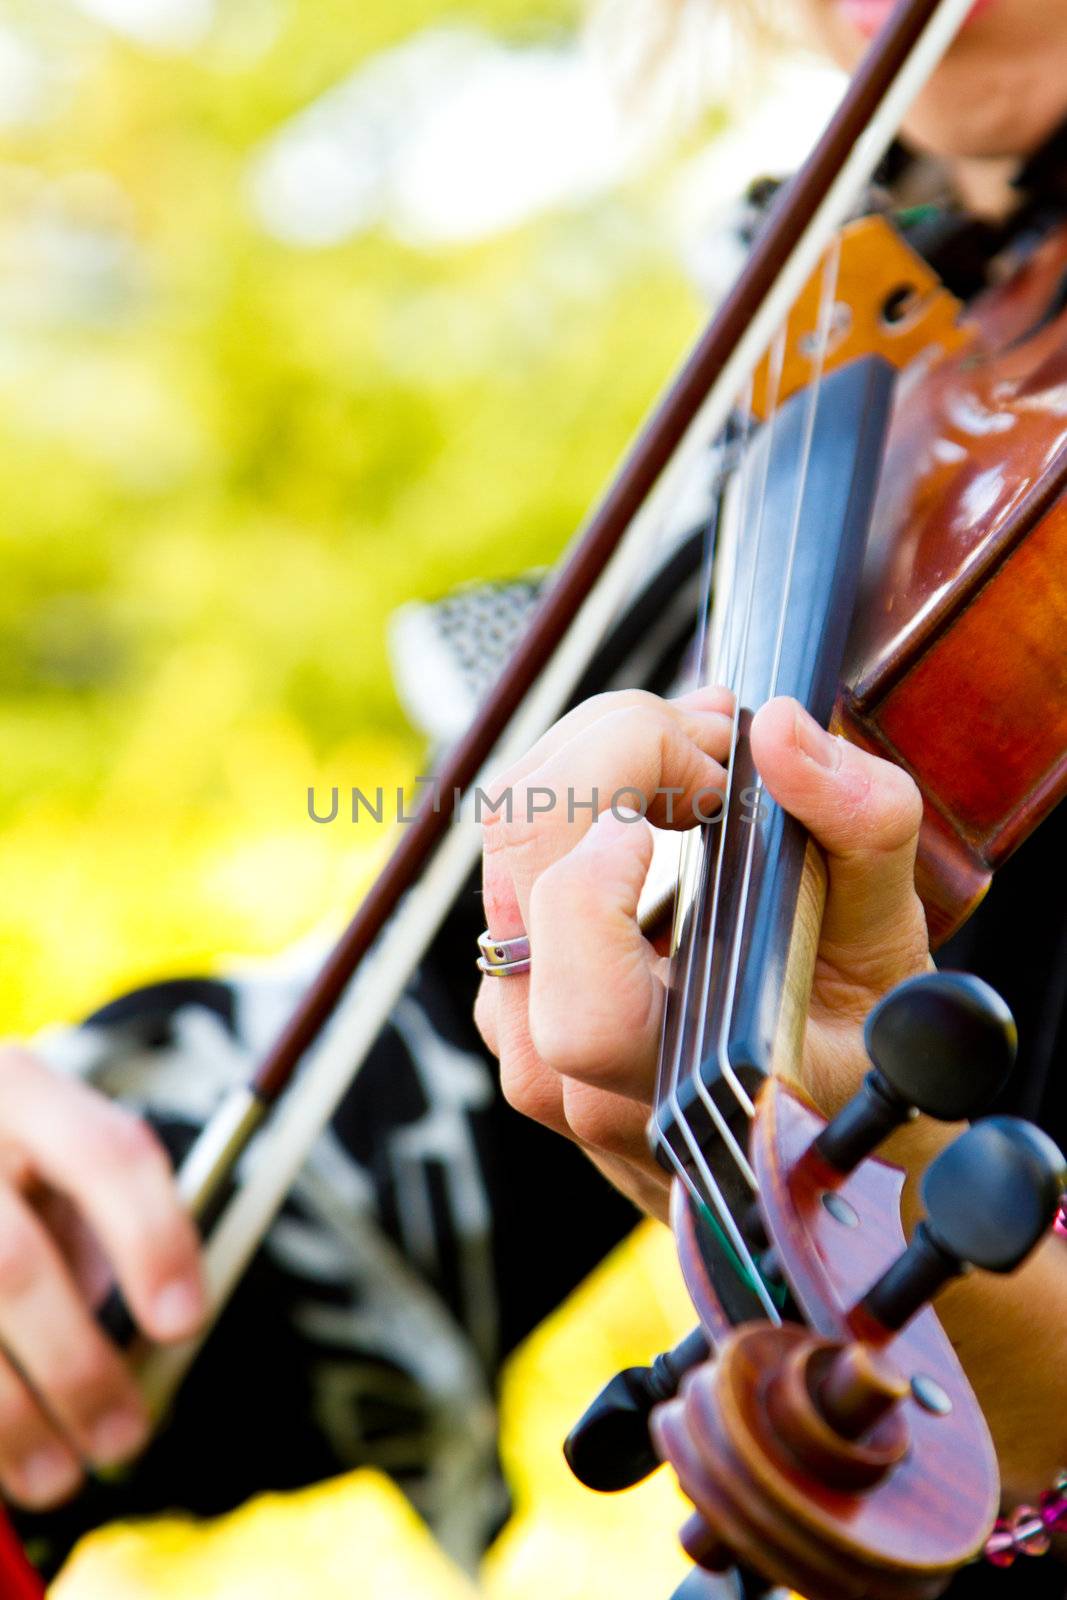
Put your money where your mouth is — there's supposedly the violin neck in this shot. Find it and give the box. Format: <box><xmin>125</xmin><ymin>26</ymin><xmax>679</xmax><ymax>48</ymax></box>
<box><xmin>653</xmin><ymin>356</ymin><xmax>894</xmax><ymax>1197</ymax></box>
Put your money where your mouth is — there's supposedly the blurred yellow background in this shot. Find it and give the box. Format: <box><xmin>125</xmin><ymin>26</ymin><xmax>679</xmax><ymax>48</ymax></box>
<box><xmin>0</xmin><ymin>0</ymin><xmax>708</xmax><ymax>1037</ymax></box>
<box><xmin>0</xmin><ymin>0</ymin><xmax>836</xmax><ymax>1592</ymax></box>
<box><xmin>55</xmin><ymin>1224</ymin><xmax>698</xmax><ymax>1599</ymax></box>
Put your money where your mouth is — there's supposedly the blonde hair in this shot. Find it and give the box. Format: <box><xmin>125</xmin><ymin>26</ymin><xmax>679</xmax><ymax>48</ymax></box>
<box><xmin>583</xmin><ymin>0</ymin><xmax>791</xmax><ymax>140</ymax></box>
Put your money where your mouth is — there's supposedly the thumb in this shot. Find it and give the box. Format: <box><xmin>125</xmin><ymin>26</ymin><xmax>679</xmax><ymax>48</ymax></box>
<box><xmin>750</xmin><ymin>698</ymin><xmax>930</xmax><ymax>992</ymax></box>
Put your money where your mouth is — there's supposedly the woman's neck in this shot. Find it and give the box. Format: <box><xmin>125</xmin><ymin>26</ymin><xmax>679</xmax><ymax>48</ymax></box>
<box><xmin>949</xmin><ymin>155</ymin><xmax>1024</xmax><ymax>222</ymax></box>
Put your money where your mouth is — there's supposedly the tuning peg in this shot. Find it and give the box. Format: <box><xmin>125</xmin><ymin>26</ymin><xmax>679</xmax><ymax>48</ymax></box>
<box><xmin>814</xmin><ymin>972</ymin><xmax>1016</xmax><ymax>1175</ymax></box>
<box><xmin>563</xmin><ymin>1327</ymin><xmax>709</xmax><ymax>1492</ymax></box>
<box><xmin>860</xmin><ymin>1116</ymin><xmax>1066</xmax><ymax>1332</ymax></box>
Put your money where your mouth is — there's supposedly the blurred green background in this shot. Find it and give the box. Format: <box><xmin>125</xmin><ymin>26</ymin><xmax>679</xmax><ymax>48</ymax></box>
<box><xmin>0</xmin><ymin>0</ymin><xmax>713</xmax><ymax>1036</ymax></box>
<box><xmin>0</xmin><ymin>0</ymin><xmax>833</xmax><ymax>1592</ymax></box>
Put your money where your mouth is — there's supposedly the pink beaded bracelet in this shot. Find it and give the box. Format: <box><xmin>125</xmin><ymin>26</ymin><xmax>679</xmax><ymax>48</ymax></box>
<box><xmin>984</xmin><ymin>1199</ymin><xmax>1067</xmax><ymax>1567</ymax></box>
<box><xmin>985</xmin><ymin>1473</ymin><xmax>1067</xmax><ymax>1566</ymax></box>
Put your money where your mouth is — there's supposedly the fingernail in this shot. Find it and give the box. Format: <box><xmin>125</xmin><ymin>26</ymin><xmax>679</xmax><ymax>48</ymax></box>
<box><xmin>793</xmin><ymin>705</ymin><xmax>842</xmax><ymax>771</ymax></box>
<box><xmin>91</xmin><ymin>1407</ymin><xmax>148</xmax><ymax>1467</ymax></box>
<box><xmin>152</xmin><ymin>1276</ymin><xmax>205</xmax><ymax>1339</ymax></box>
<box><xmin>20</xmin><ymin>1446</ymin><xmax>81</xmax><ymax>1506</ymax></box>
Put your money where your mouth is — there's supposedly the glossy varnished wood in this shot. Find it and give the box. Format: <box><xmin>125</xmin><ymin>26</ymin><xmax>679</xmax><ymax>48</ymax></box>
<box><xmin>839</xmin><ymin>219</ymin><xmax>1067</xmax><ymax>942</ymax></box>
<box><xmin>759</xmin><ymin>1083</ymin><xmax>996</xmax><ymax>1534</ymax></box>
<box><xmin>657</xmin><ymin>1081</ymin><xmax>998</xmax><ymax>1599</ymax></box>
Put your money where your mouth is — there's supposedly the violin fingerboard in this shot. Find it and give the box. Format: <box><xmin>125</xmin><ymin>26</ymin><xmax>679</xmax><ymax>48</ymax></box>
<box><xmin>653</xmin><ymin>357</ymin><xmax>895</xmax><ymax>1240</ymax></box>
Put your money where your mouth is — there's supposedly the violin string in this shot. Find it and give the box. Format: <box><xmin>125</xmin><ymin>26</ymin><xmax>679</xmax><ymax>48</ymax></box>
<box><xmin>655</xmin><ymin>1110</ymin><xmax>783</xmax><ymax>1324</ymax></box>
<box><xmin>647</xmin><ymin>385</ymin><xmax>785</xmax><ymax>1324</ymax></box>
<box><xmin>665</xmin><ymin>493</ymin><xmax>761</xmax><ymax>1187</ymax></box>
<box><xmin>688</xmin><ymin>449</ymin><xmax>724</xmax><ymax>704</ymax></box>
<box><xmin>714</xmin><ymin>237</ymin><xmax>843</xmax><ymax>1095</ymax></box>
<box><xmin>657</xmin><ymin>323</ymin><xmax>786</xmax><ymax>1151</ymax></box>
<box><xmin>655</xmin><ymin>240</ymin><xmax>839</xmax><ymax>1314</ymax></box>
<box><xmin>686</xmin><ymin>319</ymin><xmax>790</xmax><ymax>1139</ymax></box>
<box><xmin>644</xmin><ymin>340</ymin><xmax>794</xmax><ymax>1324</ymax></box>
<box><xmin>664</xmin><ymin>433</ymin><xmax>778</xmax><ymax>1188</ymax></box>
<box><xmin>653</xmin><ymin>458</ymin><xmax>725</xmax><ymax>1118</ymax></box>
<box><xmin>660</xmin><ymin>389</ymin><xmax>757</xmax><ymax>1112</ymax></box>
<box><xmin>659</xmin><ymin>824</ymin><xmax>786</xmax><ymax>1320</ymax></box>
<box><xmin>651</xmin><ymin>1080</ymin><xmax>784</xmax><ymax>1324</ymax></box>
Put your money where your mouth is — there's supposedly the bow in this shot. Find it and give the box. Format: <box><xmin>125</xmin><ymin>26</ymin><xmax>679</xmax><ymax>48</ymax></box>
<box><xmin>142</xmin><ymin>0</ymin><xmax>977</xmax><ymax>1403</ymax></box>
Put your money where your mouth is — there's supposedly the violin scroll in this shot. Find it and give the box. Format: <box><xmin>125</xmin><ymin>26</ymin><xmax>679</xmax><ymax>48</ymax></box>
<box><xmin>648</xmin><ymin>968</ymin><xmax>1067</xmax><ymax>1600</ymax></box>
<box><xmin>652</xmin><ymin>1324</ymin><xmax>915</xmax><ymax>1598</ymax></box>
<box><xmin>563</xmin><ymin>972</ymin><xmax>1025</xmax><ymax>1509</ymax></box>
<box><xmin>654</xmin><ymin>1106</ymin><xmax>1064</xmax><ymax>1600</ymax></box>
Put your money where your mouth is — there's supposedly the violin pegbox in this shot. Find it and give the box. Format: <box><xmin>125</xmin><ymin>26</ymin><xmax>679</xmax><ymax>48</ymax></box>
<box><xmin>652</xmin><ymin>973</ymin><xmax>1067</xmax><ymax>1600</ymax></box>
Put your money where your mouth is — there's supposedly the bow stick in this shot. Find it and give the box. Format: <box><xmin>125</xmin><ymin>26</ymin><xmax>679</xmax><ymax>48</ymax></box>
<box><xmin>129</xmin><ymin>0</ymin><xmax>976</xmax><ymax>1430</ymax></box>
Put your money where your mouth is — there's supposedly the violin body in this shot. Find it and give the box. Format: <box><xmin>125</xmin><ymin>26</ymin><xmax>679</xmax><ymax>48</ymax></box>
<box><xmin>839</xmin><ymin>218</ymin><xmax>1067</xmax><ymax>942</ymax></box>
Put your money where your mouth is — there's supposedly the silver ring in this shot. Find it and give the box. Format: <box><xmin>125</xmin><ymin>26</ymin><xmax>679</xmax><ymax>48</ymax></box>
<box><xmin>477</xmin><ymin>930</ymin><xmax>531</xmax><ymax>978</ymax></box>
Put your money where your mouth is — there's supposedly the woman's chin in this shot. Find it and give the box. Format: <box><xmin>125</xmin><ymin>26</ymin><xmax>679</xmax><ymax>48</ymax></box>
<box><xmin>904</xmin><ymin>86</ymin><xmax>1065</xmax><ymax>165</ymax></box>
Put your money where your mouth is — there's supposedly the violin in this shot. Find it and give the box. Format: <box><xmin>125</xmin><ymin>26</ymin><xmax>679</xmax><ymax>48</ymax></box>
<box><xmin>561</xmin><ymin>10</ymin><xmax>1067</xmax><ymax>1598</ymax></box>
<box><xmin>566</xmin><ymin>197</ymin><xmax>1067</xmax><ymax>1596</ymax></box>
<box><xmin>4</xmin><ymin>1</ymin><xmax>1066</xmax><ymax>1595</ymax></box>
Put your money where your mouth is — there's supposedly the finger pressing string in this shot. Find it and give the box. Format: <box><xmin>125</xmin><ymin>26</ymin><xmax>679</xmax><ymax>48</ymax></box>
<box><xmin>497</xmin><ymin>706</ymin><xmax>731</xmax><ymax>929</ymax></box>
<box><xmin>483</xmin><ymin>685</ymin><xmax>735</xmax><ymax>811</ymax></box>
